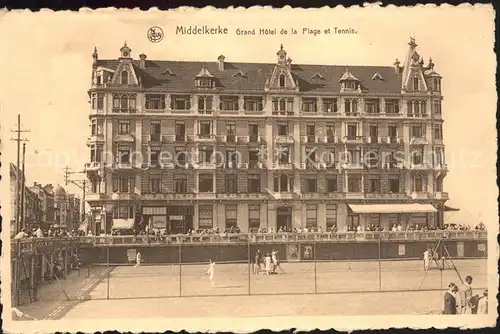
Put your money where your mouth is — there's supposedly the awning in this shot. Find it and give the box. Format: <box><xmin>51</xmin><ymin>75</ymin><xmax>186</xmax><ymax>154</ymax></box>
<box><xmin>112</xmin><ymin>218</ymin><xmax>135</xmax><ymax>230</ymax></box>
<box><xmin>444</xmin><ymin>205</ymin><xmax>460</xmax><ymax>212</ymax></box>
<box><xmin>348</xmin><ymin>203</ymin><xmax>438</xmax><ymax>214</ymax></box>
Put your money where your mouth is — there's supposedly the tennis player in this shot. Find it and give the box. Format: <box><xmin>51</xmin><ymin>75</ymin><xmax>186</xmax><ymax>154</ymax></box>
<box><xmin>423</xmin><ymin>248</ymin><xmax>430</xmax><ymax>270</ymax></box>
<box><xmin>206</xmin><ymin>259</ymin><xmax>216</xmax><ymax>288</ymax></box>
<box><xmin>134</xmin><ymin>251</ymin><xmax>141</xmax><ymax>268</ymax></box>
<box><xmin>271</xmin><ymin>249</ymin><xmax>283</xmax><ymax>274</ymax></box>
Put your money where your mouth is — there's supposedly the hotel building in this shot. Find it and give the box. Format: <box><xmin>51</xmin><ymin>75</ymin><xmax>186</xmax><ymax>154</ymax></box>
<box><xmin>85</xmin><ymin>39</ymin><xmax>450</xmax><ymax>235</ymax></box>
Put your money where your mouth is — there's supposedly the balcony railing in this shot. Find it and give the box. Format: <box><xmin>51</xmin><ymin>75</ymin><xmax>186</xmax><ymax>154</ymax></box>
<box><xmin>112</xmin><ymin>108</ymin><xmax>137</xmax><ymax>114</ymax></box>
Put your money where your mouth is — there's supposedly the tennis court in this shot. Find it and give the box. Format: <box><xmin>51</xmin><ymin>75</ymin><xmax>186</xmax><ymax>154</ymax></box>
<box><xmin>85</xmin><ymin>258</ymin><xmax>487</xmax><ymax>300</ymax></box>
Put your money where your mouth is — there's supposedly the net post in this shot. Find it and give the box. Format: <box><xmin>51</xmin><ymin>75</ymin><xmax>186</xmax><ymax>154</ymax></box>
<box><xmin>179</xmin><ymin>242</ymin><xmax>182</xmax><ymax>297</ymax></box>
<box><xmin>378</xmin><ymin>235</ymin><xmax>382</xmax><ymax>292</ymax></box>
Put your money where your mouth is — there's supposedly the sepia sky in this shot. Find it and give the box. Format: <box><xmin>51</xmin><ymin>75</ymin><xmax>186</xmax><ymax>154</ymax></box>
<box><xmin>0</xmin><ymin>5</ymin><xmax>496</xmax><ymax>227</ymax></box>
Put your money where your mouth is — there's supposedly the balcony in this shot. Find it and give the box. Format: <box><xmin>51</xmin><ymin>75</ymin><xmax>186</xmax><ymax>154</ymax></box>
<box><xmin>248</xmin><ymin>161</ymin><xmax>264</xmax><ymax>169</ymax></box>
<box><xmin>345</xmin><ymin>192</ymin><xmax>364</xmax><ymax>199</ymax></box>
<box><xmin>306</xmin><ymin>162</ymin><xmax>327</xmax><ymax>170</ymax></box>
<box><xmin>149</xmin><ymin>133</ymin><xmax>162</xmax><ymax>143</ymax></box>
<box><xmin>171</xmin><ymin>108</ymin><xmax>192</xmax><ymax>114</ymax></box>
<box><xmin>86</xmin><ymin>134</ymin><xmax>105</xmax><ymax>146</ymax></box>
<box><xmin>411</xmin><ymin>192</ymin><xmax>429</xmax><ymax>200</ymax></box>
<box><xmin>343</xmin><ymin>136</ymin><xmax>364</xmax><ymax>144</ymax></box>
<box><xmin>434</xmin><ymin>192</ymin><xmax>449</xmax><ymax>200</ymax></box>
<box><xmin>237</xmin><ymin>136</ymin><xmax>249</xmax><ymax>144</ymax></box>
<box><xmin>272</xmin><ymin>110</ymin><xmax>295</xmax><ymax>116</ymax></box>
<box><xmin>272</xmin><ymin>162</ymin><xmax>294</xmax><ymax>170</ymax></box>
<box><xmin>84</xmin><ymin>161</ymin><xmax>104</xmax><ymax>172</ymax></box>
<box><xmin>407</xmin><ymin>113</ymin><xmax>429</xmax><ymax>118</ymax></box>
<box><xmin>409</xmin><ymin>162</ymin><xmax>431</xmax><ymax>170</ymax></box>
<box><xmin>110</xmin><ymin>192</ymin><xmax>139</xmax><ymax>201</ymax></box>
<box><xmin>114</xmin><ymin>134</ymin><xmax>135</xmax><ymax>143</ymax></box>
<box><xmin>364</xmin><ymin>192</ymin><xmax>408</xmax><ymax>200</ymax></box>
<box><xmin>381</xmin><ymin>136</ymin><xmax>404</xmax><ymax>145</ymax></box>
<box><xmin>248</xmin><ymin>134</ymin><xmax>264</xmax><ymax>144</ymax></box>
<box><xmin>86</xmin><ymin>193</ymin><xmax>109</xmax><ymax>202</ymax></box>
<box><xmin>383</xmin><ymin>162</ymin><xmax>405</xmax><ymax>170</ymax></box>
<box><xmin>197</xmin><ymin>192</ymin><xmax>216</xmax><ymax>199</ymax></box>
<box><xmin>343</xmin><ymin>162</ymin><xmax>364</xmax><ymax>170</ymax></box>
<box><xmin>112</xmin><ymin>108</ymin><xmax>137</xmax><ymax>114</ymax></box>
<box><xmin>344</xmin><ymin>112</ymin><xmax>359</xmax><ymax>117</ymax></box>
<box><xmin>194</xmin><ymin>134</ymin><xmax>216</xmax><ymax>143</ymax></box>
<box><xmin>275</xmin><ymin>135</ymin><xmax>294</xmax><ymax>144</ymax></box>
<box><xmin>365</xmin><ymin>136</ymin><xmax>381</xmax><ymax>144</ymax></box>
<box><xmin>271</xmin><ymin>192</ymin><xmax>297</xmax><ymax>200</ymax></box>
<box><xmin>434</xmin><ymin>163</ymin><xmax>448</xmax><ymax>172</ymax></box>
<box><xmin>195</xmin><ymin>162</ymin><xmax>217</xmax><ymax>170</ymax></box>
<box><xmin>142</xmin><ymin>193</ymin><xmax>196</xmax><ymax>201</ymax></box>
<box><xmin>301</xmin><ymin>135</ymin><xmax>318</xmax><ymax>144</ymax></box>
<box><xmin>237</xmin><ymin>162</ymin><xmax>249</xmax><ymax>169</ymax></box>
<box><xmin>198</xmin><ymin>109</ymin><xmax>214</xmax><ymax>115</ymax></box>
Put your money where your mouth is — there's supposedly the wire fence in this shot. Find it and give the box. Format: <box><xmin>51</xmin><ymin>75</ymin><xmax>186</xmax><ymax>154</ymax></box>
<box><xmin>25</xmin><ymin>239</ymin><xmax>488</xmax><ymax>303</ymax></box>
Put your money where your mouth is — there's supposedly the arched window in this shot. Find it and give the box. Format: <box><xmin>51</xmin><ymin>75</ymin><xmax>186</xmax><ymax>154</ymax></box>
<box><xmin>413</xmin><ymin>77</ymin><xmax>419</xmax><ymax>91</ymax></box>
<box><xmin>407</xmin><ymin>100</ymin><xmax>413</xmax><ymax>115</ymax></box>
<box><xmin>345</xmin><ymin>99</ymin><xmax>351</xmax><ymax>114</ymax></box>
<box><xmin>121</xmin><ymin>70</ymin><xmax>129</xmax><ymax>84</ymax></box>
<box><xmin>121</xmin><ymin>95</ymin><xmax>128</xmax><ymax>109</ymax></box>
<box><xmin>128</xmin><ymin>94</ymin><xmax>137</xmax><ymax>110</ymax></box>
<box><xmin>113</xmin><ymin>94</ymin><xmax>120</xmax><ymax>108</ymax></box>
<box><xmin>280</xmin><ymin>174</ymin><xmax>289</xmax><ymax>192</ymax></box>
<box><xmin>279</xmin><ymin>74</ymin><xmax>286</xmax><ymax>87</ymax></box>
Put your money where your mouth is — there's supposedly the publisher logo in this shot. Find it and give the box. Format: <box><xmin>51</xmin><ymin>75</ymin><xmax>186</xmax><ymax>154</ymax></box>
<box><xmin>147</xmin><ymin>26</ymin><xmax>164</xmax><ymax>43</ymax></box>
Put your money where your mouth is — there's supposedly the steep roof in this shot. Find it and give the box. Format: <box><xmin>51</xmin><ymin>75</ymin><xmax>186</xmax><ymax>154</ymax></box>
<box><xmin>96</xmin><ymin>59</ymin><xmax>402</xmax><ymax>94</ymax></box>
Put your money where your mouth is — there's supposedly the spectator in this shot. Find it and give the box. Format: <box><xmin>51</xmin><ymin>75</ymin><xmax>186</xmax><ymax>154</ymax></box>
<box><xmin>443</xmin><ymin>282</ymin><xmax>459</xmax><ymax>314</ymax></box>
<box><xmin>35</xmin><ymin>227</ymin><xmax>44</xmax><ymax>238</ymax></box>
<box><xmin>458</xmin><ymin>275</ymin><xmax>475</xmax><ymax>314</ymax></box>
<box><xmin>13</xmin><ymin>229</ymin><xmax>28</xmax><ymax>239</ymax></box>
<box><xmin>477</xmin><ymin>289</ymin><xmax>488</xmax><ymax>314</ymax></box>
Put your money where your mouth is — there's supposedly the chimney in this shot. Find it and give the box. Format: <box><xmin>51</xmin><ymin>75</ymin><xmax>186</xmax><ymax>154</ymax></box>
<box><xmin>217</xmin><ymin>55</ymin><xmax>225</xmax><ymax>71</ymax></box>
<box><xmin>139</xmin><ymin>54</ymin><xmax>147</xmax><ymax>69</ymax></box>
<box><xmin>393</xmin><ymin>58</ymin><xmax>401</xmax><ymax>74</ymax></box>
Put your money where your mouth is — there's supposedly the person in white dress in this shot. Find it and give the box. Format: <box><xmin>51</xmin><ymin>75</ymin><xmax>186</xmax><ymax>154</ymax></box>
<box><xmin>134</xmin><ymin>252</ymin><xmax>141</xmax><ymax>268</ymax></box>
<box><xmin>206</xmin><ymin>259</ymin><xmax>216</xmax><ymax>287</ymax></box>
<box><xmin>264</xmin><ymin>253</ymin><xmax>272</xmax><ymax>275</ymax></box>
<box><xmin>423</xmin><ymin>248</ymin><xmax>430</xmax><ymax>271</ymax></box>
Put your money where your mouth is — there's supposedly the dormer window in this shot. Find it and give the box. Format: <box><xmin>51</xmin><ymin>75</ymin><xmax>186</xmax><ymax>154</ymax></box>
<box><xmin>197</xmin><ymin>78</ymin><xmax>213</xmax><ymax>88</ymax></box>
<box><xmin>345</xmin><ymin>81</ymin><xmax>356</xmax><ymax>90</ymax></box>
<box><xmin>413</xmin><ymin>77</ymin><xmax>419</xmax><ymax>91</ymax></box>
<box><xmin>372</xmin><ymin>72</ymin><xmax>384</xmax><ymax>80</ymax></box>
<box><xmin>96</xmin><ymin>73</ymin><xmax>102</xmax><ymax>85</ymax></box>
<box><xmin>279</xmin><ymin>74</ymin><xmax>286</xmax><ymax>88</ymax></box>
<box><xmin>311</xmin><ymin>72</ymin><xmax>324</xmax><ymax>80</ymax></box>
<box><xmin>121</xmin><ymin>71</ymin><xmax>129</xmax><ymax>85</ymax></box>
<box><xmin>433</xmin><ymin>78</ymin><xmax>441</xmax><ymax>92</ymax></box>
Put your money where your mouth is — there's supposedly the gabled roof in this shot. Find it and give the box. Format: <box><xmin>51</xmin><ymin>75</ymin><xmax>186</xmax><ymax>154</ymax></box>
<box><xmin>96</xmin><ymin>59</ymin><xmax>402</xmax><ymax>93</ymax></box>
<box><xmin>195</xmin><ymin>66</ymin><xmax>214</xmax><ymax>78</ymax></box>
<box><xmin>338</xmin><ymin>67</ymin><xmax>361</xmax><ymax>82</ymax></box>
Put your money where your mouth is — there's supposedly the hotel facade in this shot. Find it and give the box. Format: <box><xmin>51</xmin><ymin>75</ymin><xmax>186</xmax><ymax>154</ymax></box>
<box><xmin>85</xmin><ymin>39</ymin><xmax>450</xmax><ymax>235</ymax></box>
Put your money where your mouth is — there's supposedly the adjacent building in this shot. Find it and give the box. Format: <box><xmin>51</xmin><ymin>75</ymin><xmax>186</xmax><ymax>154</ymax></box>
<box><xmin>85</xmin><ymin>39</ymin><xmax>450</xmax><ymax>235</ymax></box>
<box><xmin>10</xmin><ymin>164</ymin><xmax>80</xmax><ymax>234</ymax></box>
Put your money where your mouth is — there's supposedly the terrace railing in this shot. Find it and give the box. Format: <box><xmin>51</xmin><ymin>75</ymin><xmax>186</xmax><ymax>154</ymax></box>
<box><xmin>12</xmin><ymin>230</ymin><xmax>487</xmax><ymax>250</ymax></box>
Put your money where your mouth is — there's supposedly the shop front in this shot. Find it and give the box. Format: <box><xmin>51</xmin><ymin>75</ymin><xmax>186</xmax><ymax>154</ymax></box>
<box><xmin>167</xmin><ymin>206</ymin><xmax>194</xmax><ymax>234</ymax></box>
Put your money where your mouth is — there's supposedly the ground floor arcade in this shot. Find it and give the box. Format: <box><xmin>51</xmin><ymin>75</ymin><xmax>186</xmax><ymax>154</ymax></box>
<box><xmin>87</xmin><ymin>201</ymin><xmax>449</xmax><ymax>235</ymax></box>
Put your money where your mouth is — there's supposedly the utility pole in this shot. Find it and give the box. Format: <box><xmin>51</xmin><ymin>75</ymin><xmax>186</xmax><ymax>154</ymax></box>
<box><xmin>10</xmin><ymin>114</ymin><xmax>30</xmax><ymax>234</ymax></box>
<box><xmin>63</xmin><ymin>166</ymin><xmax>88</xmax><ymax>228</ymax></box>
<box><xmin>20</xmin><ymin>143</ymin><xmax>26</xmax><ymax>231</ymax></box>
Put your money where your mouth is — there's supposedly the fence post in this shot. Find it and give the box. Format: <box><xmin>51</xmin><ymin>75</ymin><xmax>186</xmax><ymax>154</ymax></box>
<box><xmin>378</xmin><ymin>236</ymin><xmax>382</xmax><ymax>292</ymax></box>
<box><xmin>314</xmin><ymin>239</ymin><xmax>317</xmax><ymax>294</ymax></box>
<box><xmin>106</xmin><ymin>237</ymin><xmax>110</xmax><ymax>300</ymax></box>
<box><xmin>247</xmin><ymin>236</ymin><xmax>251</xmax><ymax>295</ymax></box>
<box><xmin>179</xmin><ymin>242</ymin><xmax>182</xmax><ymax>297</ymax></box>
